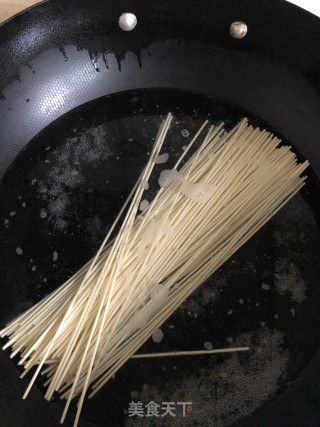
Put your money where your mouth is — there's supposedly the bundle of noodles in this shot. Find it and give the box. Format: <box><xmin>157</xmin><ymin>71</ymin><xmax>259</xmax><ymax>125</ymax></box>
<box><xmin>0</xmin><ymin>114</ymin><xmax>309</xmax><ymax>426</ymax></box>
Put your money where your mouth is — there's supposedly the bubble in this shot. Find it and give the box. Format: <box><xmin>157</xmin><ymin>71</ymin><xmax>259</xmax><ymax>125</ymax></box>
<box><xmin>152</xmin><ymin>328</ymin><xmax>164</xmax><ymax>343</ymax></box>
<box><xmin>204</xmin><ymin>341</ymin><xmax>213</xmax><ymax>350</ymax></box>
<box><xmin>155</xmin><ymin>153</ymin><xmax>169</xmax><ymax>164</ymax></box>
<box><xmin>139</xmin><ymin>199</ymin><xmax>150</xmax><ymax>212</ymax></box>
<box><xmin>128</xmin><ymin>310</ymin><xmax>149</xmax><ymax>332</ymax></box>
<box><xmin>158</xmin><ymin>169</ymin><xmax>181</xmax><ymax>188</ymax></box>
<box><xmin>16</xmin><ymin>247</ymin><xmax>23</xmax><ymax>255</ymax></box>
<box><xmin>141</xmin><ymin>179</ymin><xmax>149</xmax><ymax>190</ymax></box>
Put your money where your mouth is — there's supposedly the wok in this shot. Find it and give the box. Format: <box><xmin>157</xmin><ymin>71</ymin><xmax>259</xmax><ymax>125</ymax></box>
<box><xmin>1</xmin><ymin>0</ymin><xmax>320</xmax><ymax>426</ymax></box>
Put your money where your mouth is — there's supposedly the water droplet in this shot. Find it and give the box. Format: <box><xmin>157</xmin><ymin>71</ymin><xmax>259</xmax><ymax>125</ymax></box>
<box><xmin>90</xmin><ymin>53</ymin><xmax>101</xmax><ymax>72</ymax></box>
<box><xmin>58</xmin><ymin>47</ymin><xmax>68</xmax><ymax>61</ymax></box>
<box><xmin>102</xmin><ymin>51</ymin><xmax>109</xmax><ymax>69</ymax></box>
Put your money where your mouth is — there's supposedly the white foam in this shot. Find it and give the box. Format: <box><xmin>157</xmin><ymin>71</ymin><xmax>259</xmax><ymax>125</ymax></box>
<box><xmin>141</xmin><ymin>179</ymin><xmax>149</xmax><ymax>190</ymax></box>
<box><xmin>181</xmin><ymin>181</ymin><xmax>216</xmax><ymax>204</ymax></box>
<box><xmin>128</xmin><ymin>310</ymin><xmax>149</xmax><ymax>332</ymax></box>
<box><xmin>129</xmin><ymin>328</ymin><xmax>288</xmax><ymax>427</ymax></box>
<box><xmin>155</xmin><ymin>153</ymin><xmax>169</xmax><ymax>164</ymax></box>
<box><xmin>274</xmin><ymin>258</ymin><xmax>305</xmax><ymax>303</ymax></box>
<box><xmin>150</xmin><ymin>284</ymin><xmax>169</xmax><ymax>307</ymax></box>
<box><xmin>158</xmin><ymin>169</ymin><xmax>181</xmax><ymax>188</ymax></box>
<box><xmin>53</xmin><ymin>251</ymin><xmax>58</xmax><ymax>262</ymax></box>
<box><xmin>139</xmin><ymin>199</ymin><xmax>150</xmax><ymax>212</ymax></box>
<box><xmin>152</xmin><ymin>328</ymin><xmax>164</xmax><ymax>343</ymax></box>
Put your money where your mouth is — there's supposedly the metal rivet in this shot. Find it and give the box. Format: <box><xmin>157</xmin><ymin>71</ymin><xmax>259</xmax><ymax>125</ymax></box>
<box><xmin>230</xmin><ymin>21</ymin><xmax>247</xmax><ymax>39</ymax></box>
<box><xmin>119</xmin><ymin>13</ymin><xmax>137</xmax><ymax>31</ymax></box>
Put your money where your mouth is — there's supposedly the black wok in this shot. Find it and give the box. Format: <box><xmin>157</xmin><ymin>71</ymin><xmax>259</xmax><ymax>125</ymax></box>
<box><xmin>1</xmin><ymin>1</ymin><xmax>320</xmax><ymax>426</ymax></box>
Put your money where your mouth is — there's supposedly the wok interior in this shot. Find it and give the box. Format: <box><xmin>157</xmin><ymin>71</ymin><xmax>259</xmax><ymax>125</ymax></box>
<box><xmin>1</xmin><ymin>88</ymin><xmax>320</xmax><ymax>425</ymax></box>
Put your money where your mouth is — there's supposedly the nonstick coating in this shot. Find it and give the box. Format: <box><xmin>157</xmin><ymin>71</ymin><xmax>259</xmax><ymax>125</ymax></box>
<box><xmin>1</xmin><ymin>1</ymin><xmax>320</xmax><ymax>426</ymax></box>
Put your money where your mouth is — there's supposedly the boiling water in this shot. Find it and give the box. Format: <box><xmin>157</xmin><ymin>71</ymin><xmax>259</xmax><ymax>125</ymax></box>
<box><xmin>1</xmin><ymin>89</ymin><xmax>320</xmax><ymax>426</ymax></box>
